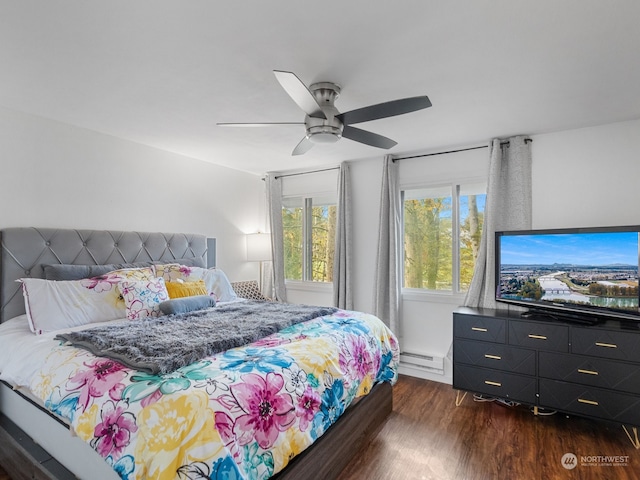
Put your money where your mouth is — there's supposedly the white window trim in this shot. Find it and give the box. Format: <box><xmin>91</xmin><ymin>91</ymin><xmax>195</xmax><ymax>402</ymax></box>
<box><xmin>285</xmin><ymin>280</ymin><xmax>334</xmax><ymax>293</ymax></box>
<box><xmin>402</xmin><ymin>287</ymin><xmax>467</xmax><ymax>304</ymax></box>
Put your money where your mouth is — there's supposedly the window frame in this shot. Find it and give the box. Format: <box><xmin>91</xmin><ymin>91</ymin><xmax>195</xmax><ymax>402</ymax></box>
<box><xmin>282</xmin><ymin>193</ymin><xmax>337</xmax><ymax>284</ymax></box>
<box><xmin>400</xmin><ymin>178</ymin><xmax>486</xmax><ymax>297</ymax></box>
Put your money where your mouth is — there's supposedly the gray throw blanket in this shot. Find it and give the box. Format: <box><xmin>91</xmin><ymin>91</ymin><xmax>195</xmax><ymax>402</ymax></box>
<box><xmin>55</xmin><ymin>300</ymin><xmax>337</xmax><ymax>374</ymax></box>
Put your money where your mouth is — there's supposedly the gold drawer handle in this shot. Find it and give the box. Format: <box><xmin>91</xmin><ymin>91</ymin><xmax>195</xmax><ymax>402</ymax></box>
<box><xmin>578</xmin><ymin>398</ymin><xmax>599</xmax><ymax>406</ymax></box>
<box><xmin>528</xmin><ymin>334</ymin><xmax>547</xmax><ymax>340</ymax></box>
<box><xmin>484</xmin><ymin>354</ymin><xmax>502</xmax><ymax>360</ymax></box>
<box><xmin>484</xmin><ymin>380</ymin><xmax>502</xmax><ymax>387</ymax></box>
<box><xmin>595</xmin><ymin>342</ymin><xmax>617</xmax><ymax>349</ymax></box>
<box><xmin>578</xmin><ymin>369</ymin><xmax>599</xmax><ymax>376</ymax></box>
<box><xmin>472</xmin><ymin>327</ymin><xmax>488</xmax><ymax>332</ymax></box>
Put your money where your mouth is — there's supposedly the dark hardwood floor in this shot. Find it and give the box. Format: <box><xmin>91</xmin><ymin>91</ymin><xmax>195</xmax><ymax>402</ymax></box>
<box><xmin>0</xmin><ymin>375</ymin><xmax>638</xmax><ymax>479</ymax></box>
<box><xmin>339</xmin><ymin>375</ymin><xmax>640</xmax><ymax>480</ymax></box>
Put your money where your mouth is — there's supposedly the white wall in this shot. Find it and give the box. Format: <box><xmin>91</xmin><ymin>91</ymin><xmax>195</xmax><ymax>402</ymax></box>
<box><xmin>293</xmin><ymin>118</ymin><xmax>640</xmax><ymax>384</ymax></box>
<box><xmin>0</xmin><ymin>106</ymin><xmax>265</xmax><ymax>281</ymax></box>
<box><xmin>531</xmin><ymin>119</ymin><xmax>640</xmax><ymax>229</ymax></box>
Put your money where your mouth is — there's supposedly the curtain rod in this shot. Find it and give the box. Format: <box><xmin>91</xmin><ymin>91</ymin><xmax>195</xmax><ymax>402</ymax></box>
<box><xmin>272</xmin><ymin>166</ymin><xmax>340</xmax><ymax>180</ymax></box>
<box><xmin>394</xmin><ymin>138</ymin><xmax>532</xmax><ymax>162</ymax></box>
<box><xmin>264</xmin><ymin>137</ymin><xmax>533</xmax><ymax>176</ymax></box>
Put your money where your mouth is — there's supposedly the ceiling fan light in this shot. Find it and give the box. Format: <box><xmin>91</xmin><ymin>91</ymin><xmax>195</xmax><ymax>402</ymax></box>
<box><xmin>307</xmin><ymin>125</ymin><xmax>342</xmax><ymax>144</ymax></box>
<box><xmin>308</xmin><ymin>132</ymin><xmax>340</xmax><ymax>144</ymax></box>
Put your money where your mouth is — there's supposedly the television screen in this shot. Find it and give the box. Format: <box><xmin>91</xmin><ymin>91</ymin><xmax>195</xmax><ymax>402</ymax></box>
<box><xmin>495</xmin><ymin>226</ymin><xmax>640</xmax><ymax>322</ymax></box>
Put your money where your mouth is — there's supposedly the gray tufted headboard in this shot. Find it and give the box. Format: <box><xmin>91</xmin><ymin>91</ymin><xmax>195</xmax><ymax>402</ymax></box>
<box><xmin>0</xmin><ymin>227</ymin><xmax>214</xmax><ymax>323</ymax></box>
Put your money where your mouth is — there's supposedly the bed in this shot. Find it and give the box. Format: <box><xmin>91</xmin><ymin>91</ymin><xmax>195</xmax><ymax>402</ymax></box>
<box><xmin>0</xmin><ymin>227</ymin><xmax>398</xmax><ymax>480</ymax></box>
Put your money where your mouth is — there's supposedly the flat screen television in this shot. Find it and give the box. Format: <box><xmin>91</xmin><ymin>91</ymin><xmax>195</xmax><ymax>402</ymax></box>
<box><xmin>495</xmin><ymin>226</ymin><xmax>640</xmax><ymax>323</ymax></box>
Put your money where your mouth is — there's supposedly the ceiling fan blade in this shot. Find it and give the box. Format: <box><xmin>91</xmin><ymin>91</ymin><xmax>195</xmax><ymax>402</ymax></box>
<box><xmin>273</xmin><ymin>70</ymin><xmax>326</xmax><ymax>119</ymax></box>
<box><xmin>337</xmin><ymin>96</ymin><xmax>431</xmax><ymax>125</ymax></box>
<box><xmin>292</xmin><ymin>136</ymin><xmax>314</xmax><ymax>156</ymax></box>
<box><xmin>217</xmin><ymin>122</ymin><xmax>304</xmax><ymax>127</ymax></box>
<box><xmin>342</xmin><ymin>125</ymin><xmax>397</xmax><ymax>149</ymax></box>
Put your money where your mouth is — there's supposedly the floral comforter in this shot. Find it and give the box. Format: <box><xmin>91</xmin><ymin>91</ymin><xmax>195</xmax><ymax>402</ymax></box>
<box><xmin>28</xmin><ymin>308</ymin><xmax>399</xmax><ymax>480</ymax></box>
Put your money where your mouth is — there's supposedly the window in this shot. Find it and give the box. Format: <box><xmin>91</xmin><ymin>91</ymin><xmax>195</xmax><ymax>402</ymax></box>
<box><xmin>282</xmin><ymin>195</ymin><xmax>337</xmax><ymax>282</ymax></box>
<box><xmin>402</xmin><ymin>182</ymin><xmax>486</xmax><ymax>293</ymax></box>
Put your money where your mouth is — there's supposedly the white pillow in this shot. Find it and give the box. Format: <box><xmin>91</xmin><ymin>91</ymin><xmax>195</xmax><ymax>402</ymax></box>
<box><xmin>19</xmin><ymin>267</ymin><xmax>156</xmax><ymax>335</ymax></box>
<box><xmin>19</xmin><ymin>278</ymin><xmax>125</xmax><ymax>334</ymax></box>
<box><xmin>154</xmin><ymin>264</ymin><xmax>237</xmax><ymax>302</ymax></box>
<box><xmin>203</xmin><ymin>268</ymin><xmax>238</xmax><ymax>302</ymax></box>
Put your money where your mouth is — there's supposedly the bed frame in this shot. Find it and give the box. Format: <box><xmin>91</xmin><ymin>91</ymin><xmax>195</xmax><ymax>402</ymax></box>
<box><xmin>0</xmin><ymin>227</ymin><xmax>392</xmax><ymax>479</ymax></box>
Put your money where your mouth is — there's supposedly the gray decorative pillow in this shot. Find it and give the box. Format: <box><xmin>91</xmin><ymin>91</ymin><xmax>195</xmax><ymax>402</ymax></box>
<box><xmin>42</xmin><ymin>262</ymin><xmax>155</xmax><ymax>281</ymax></box>
<box><xmin>43</xmin><ymin>258</ymin><xmax>205</xmax><ymax>281</ymax></box>
<box><xmin>159</xmin><ymin>295</ymin><xmax>217</xmax><ymax>315</ymax></box>
<box><xmin>151</xmin><ymin>257</ymin><xmax>205</xmax><ymax>268</ymax></box>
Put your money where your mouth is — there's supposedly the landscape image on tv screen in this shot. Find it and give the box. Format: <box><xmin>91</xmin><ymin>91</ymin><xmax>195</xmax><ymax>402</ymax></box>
<box><xmin>498</xmin><ymin>231</ymin><xmax>640</xmax><ymax>315</ymax></box>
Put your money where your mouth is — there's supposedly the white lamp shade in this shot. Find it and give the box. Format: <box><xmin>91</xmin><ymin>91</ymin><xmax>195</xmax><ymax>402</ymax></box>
<box><xmin>246</xmin><ymin>233</ymin><xmax>272</xmax><ymax>261</ymax></box>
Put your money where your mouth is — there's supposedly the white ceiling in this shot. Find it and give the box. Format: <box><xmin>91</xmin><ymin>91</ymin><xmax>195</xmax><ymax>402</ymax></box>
<box><xmin>1</xmin><ymin>1</ymin><xmax>639</xmax><ymax>176</ymax></box>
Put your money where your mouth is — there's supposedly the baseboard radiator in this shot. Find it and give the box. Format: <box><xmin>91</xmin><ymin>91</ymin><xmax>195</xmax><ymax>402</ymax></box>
<box><xmin>399</xmin><ymin>351</ymin><xmax>445</xmax><ymax>375</ymax></box>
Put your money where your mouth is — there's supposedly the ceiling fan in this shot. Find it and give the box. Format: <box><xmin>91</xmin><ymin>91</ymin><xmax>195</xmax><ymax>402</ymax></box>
<box><xmin>217</xmin><ymin>70</ymin><xmax>432</xmax><ymax>156</ymax></box>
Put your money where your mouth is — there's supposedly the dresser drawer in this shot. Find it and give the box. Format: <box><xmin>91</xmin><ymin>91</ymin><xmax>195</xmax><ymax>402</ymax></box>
<box><xmin>571</xmin><ymin>327</ymin><xmax>640</xmax><ymax>362</ymax></box>
<box><xmin>539</xmin><ymin>379</ymin><xmax>640</xmax><ymax>426</ymax></box>
<box><xmin>509</xmin><ymin>320</ymin><xmax>568</xmax><ymax>352</ymax></box>
<box><xmin>453</xmin><ymin>364</ymin><xmax>537</xmax><ymax>404</ymax></box>
<box><xmin>539</xmin><ymin>351</ymin><xmax>640</xmax><ymax>395</ymax></box>
<box><xmin>454</xmin><ymin>339</ymin><xmax>536</xmax><ymax>375</ymax></box>
<box><xmin>453</xmin><ymin>313</ymin><xmax>506</xmax><ymax>344</ymax></box>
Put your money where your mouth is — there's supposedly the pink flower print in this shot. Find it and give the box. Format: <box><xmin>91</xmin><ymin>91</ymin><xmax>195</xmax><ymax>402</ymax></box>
<box><xmin>68</xmin><ymin>359</ymin><xmax>127</xmax><ymax>411</ymax></box>
<box><xmin>296</xmin><ymin>385</ymin><xmax>321</xmax><ymax>432</ymax></box>
<box><xmin>140</xmin><ymin>388</ymin><xmax>163</xmax><ymax>408</ymax></box>
<box><xmin>179</xmin><ymin>265</ymin><xmax>193</xmax><ymax>276</ymax></box>
<box><xmin>148</xmin><ymin>280</ymin><xmax>166</xmax><ymax>295</ymax></box>
<box><xmin>81</xmin><ymin>276</ymin><xmax>117</xmax><ymax>293</ymax></box>
<box><xmin>215</xmin><ymin>411</ymin><xmax>241</xmax><ymax>461</ymax></box>
<box><xmin>125</xmin><ymin>299</ymin><xmax>146</xmax><ymax>320</ymax></box>
<box><xmin>109</xmin><ymin>382</ymin><xmax>125</xmax><ymax>402</ymax></box>
<box><xmin>92</xmin><ymin>400</ymin><xmax>138</xmax><ymax>460</ymax></box>
<box><xmin>252</xmin><ymin>336</ymin><xmax>290</xmax><ymax>348</ymax></box>
<box><xmin>340</xmin><ymin>335</ymin><xmax>374</xmax><ymax>381</ymax></box>
<box><xmin>333</xmin><ymin>310</ymin><xmax>355</xmax><ymax>317</ymax></box>
<box><xmin>232</xmin><ymin>372</ymin><xmax>295</xmax><ymax>449</ymax></box>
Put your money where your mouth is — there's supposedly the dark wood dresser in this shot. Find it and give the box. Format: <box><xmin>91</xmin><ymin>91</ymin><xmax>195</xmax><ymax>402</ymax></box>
<box><xmin>453</xmin><ymin>306</ymin><xmax>640</xmax><ymax>444</ymax></box>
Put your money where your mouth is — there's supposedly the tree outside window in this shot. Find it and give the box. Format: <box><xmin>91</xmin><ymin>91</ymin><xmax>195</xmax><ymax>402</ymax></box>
<box><xmin>403</xmin><ymin>183</ymin><xmax>485</xmax><ymax>292</ymax></box>
<box><xmin>282</xmin><ymin>196</ymin><xmax>336</xmax><ymax>283</ymax></box>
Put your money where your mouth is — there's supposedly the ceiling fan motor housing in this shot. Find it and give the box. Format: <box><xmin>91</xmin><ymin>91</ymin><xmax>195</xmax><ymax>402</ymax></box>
<box><xmin>305</xmin><ymin>82</ymin><xmax>343</xmax><ymax>143</ymax></box>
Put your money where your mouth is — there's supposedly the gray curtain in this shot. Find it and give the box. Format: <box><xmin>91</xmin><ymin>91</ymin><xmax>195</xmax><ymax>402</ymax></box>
<box><xmin>373</xmin><ymin>155</ymin><xmax>401</xmax><ymax>333</ymax></box>
<box><xmin>265</xmin><ymin>173</ymin><xmax>287</xmax><ymax>302</ymax></box>
<box><xmin>333</xmin><ymin>162</ymin><xmax>353</xmax><ymax>310</ymax></box>
<box><xmin>464</xmin><ymin>135</ymin><xmax>532</xmax><ymax>309</ymax></box>
<box><xmin>261</xmin><ymin>261</ymin><xmax>274</xmax><ymax>299</ymax></box>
